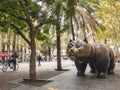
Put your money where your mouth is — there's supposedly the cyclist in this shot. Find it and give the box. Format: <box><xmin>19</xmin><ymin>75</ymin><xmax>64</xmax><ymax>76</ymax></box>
<box><xmin>10</xmin><ymin>52</ymin><xmax>18</xmax><ymax>70</ymax></box>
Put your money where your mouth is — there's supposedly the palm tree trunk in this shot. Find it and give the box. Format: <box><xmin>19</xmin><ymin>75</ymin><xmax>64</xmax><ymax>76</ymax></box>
<box><xmin>56</xmin><ymin>24</ymin><xmax>62</xmax><ymax>70</ymax></box>
<box><xmin>48</xmin><ymin>46</ymin><xmax>51</xmax><ymax>61</ymax></box>
<box><xmin>81</xmin><ymin>15</ymin><xmax>88</xmax><ymax>43</ymax></box>
<box><xmin>70</xmin><ymin>17</ymin><xmax>75</xmax><ymax>40</ymax></box>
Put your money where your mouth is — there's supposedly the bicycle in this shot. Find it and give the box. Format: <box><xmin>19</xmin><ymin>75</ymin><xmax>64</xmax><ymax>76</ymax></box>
<box><xmin>2</xmin><ymin>60</ymin><xmax>19</xmax><ymax>72</ymax></box>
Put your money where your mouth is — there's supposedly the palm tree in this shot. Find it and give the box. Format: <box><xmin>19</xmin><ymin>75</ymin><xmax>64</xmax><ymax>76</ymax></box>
<box><xmin>72</xmin><ymin>0</ymin><xmax>101</xmax><ymax>42</ymax></box>
<box><xmin>40</xmin><ymin>0</ymin><xmax>66</xmax><ymax>70</ymax></box>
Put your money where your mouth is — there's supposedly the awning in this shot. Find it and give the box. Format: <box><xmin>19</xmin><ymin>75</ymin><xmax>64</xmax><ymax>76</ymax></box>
<box><xmin>0</xmin><ymin>52</ymin><xmax>10</xmax><ymax>57</ymax></box>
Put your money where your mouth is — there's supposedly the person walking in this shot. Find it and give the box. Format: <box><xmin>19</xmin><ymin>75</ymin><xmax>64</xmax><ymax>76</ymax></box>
<box><xmin>10</xmin><ymin>52</ymin><xmax>18</xmax><ymax>70</ymax></box>
<box><xmin>37</xmin><ymin>54</ymin><xmax>42</xmax><ymax>66</ymax></box>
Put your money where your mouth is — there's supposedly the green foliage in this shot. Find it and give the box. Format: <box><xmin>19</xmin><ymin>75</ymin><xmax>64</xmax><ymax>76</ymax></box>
<box><xmin>0</xmin><ymin>0</ymin><xmax>47</xmax><ymax>40</ymax></box>
<box><xmin>1</xmin><ymin>0</ymin><xmax>119</xmax><ymax>47</ymax></box>
<box><xmin>65</xmin><ymin>0</ymin><xmax>76</xmax><ymax>19</ymax></box>
<box><xmin>36</xmin><ymin>32</ymin><xmax>48</xmax><ymax>41</ymax></box>
<box><xmin>78</xmin><ymin>0</ymin><xmax>99</xmax><ymax>14</ymax></box>
<box><xmin>36</xmin><ymin>24</ymin><xmax>52</xmax><ymax>41</ymax></box>
<box><xmin>95</xmin><ymin>0</ymin><xmax>120</xmax><ymax>45</ymax></box>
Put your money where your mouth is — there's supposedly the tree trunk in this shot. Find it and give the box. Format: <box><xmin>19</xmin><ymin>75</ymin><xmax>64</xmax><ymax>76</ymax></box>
<box><xmin>1</xmin><ymin>33</ymin><xmax>5</xmax><ymax>60</ymax></box>
<box><xmin>29</xmin><ymin>31</ymin><xmax>36</xmax><ymax>81</ymax></box>
<box><xmin>48</xmin><ymin>46</ymin><xmax>51</xmax><ymax>61</ymax></box>
<box><xmin>114</xmin><ymin>39</ymin><xmax>120</xmax><ymax>61</ymax></box>
<box><xmin>70</xmin><ymin>17</ymin><xmax>75</xmax><ymax>40</ymax></box>
<box><xmin>8</xmin><ymin>30</ymin><xmax>11</xmax><ymax>54</ymax></box>
<box><xmin>1</xmin><ymin>33</ymin><xmax>4</xmax><ymax>52</ymax></box>
<box><xmin>56</xmin><ymin>25</ymin><xmax>62</xmax><ymax>70</ymax></box>
<box><xmin>81</xmin><ymin>15</ymin><xmax>88</xmax><ymax>43</ymax></box>
<box><xmin>12</xmin><ymin>34</ymin><xmax>16</xmax><ymax>52</ymax></box>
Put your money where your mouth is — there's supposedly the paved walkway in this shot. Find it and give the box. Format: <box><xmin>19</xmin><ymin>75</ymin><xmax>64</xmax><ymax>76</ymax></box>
<box><xmin>1</xmin><ymin>61</ymin><xmax>120</xmax><ymax>90</ymax></box>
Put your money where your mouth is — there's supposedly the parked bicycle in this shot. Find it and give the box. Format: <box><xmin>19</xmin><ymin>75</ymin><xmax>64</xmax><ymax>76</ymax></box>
<box><xmin>2</xmin><ymin>60</ymin><xmax>19</xmax><ymax>72</ymax></box>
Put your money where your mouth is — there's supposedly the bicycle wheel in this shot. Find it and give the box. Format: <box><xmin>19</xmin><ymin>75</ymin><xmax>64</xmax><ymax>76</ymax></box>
<box><xmin>12</xmin><ymin>64</ymin><xmax>19</xmax><ymax>71</ymax></box>
<box><xmin>2</xmin><ymin>63</ymin><xmax>8</xmax><ymax>72</ymax></box>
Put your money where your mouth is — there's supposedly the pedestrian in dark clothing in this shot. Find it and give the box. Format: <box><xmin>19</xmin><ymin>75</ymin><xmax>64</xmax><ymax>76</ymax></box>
<box><xmin>37</xmin><ymin>54</ymin><xmax>42</xmax><ymax>66</ymax></box>
<box><xmin>10</xmin><ymin>52</ymin><xmax>18</xmax><ymax>70</ymax></box>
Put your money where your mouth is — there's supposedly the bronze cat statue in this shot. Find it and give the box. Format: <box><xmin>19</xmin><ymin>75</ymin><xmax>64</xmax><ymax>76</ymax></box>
<box><xmin>67</xmin><ymin>40</ymin><xmax>115</xmax><ymax>78</ymax></box>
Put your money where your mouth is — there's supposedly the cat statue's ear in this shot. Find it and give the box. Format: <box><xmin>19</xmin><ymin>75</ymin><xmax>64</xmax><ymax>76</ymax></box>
<box><xmin>69</xmin><ymin>39</ymin><xmax>73</xmax><ymax>42</ymax></box>
<box><xmin>83</xmin><ymin>38</ymin><xmax>88</xmax><ymax>43</ymax></box>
